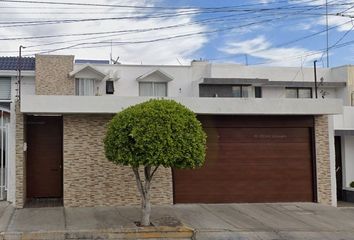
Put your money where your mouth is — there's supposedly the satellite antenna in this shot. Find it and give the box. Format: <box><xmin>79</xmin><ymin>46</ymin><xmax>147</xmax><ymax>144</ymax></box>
<box><xmin>111</xmin><ymin>56</ymin><xmax>120</xmax><ymax>65</ymax></box>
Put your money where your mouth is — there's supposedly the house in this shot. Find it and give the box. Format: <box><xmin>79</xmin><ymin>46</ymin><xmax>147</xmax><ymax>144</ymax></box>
<box><xmin>1</xmin><ymin>55</ymin><xmax>353</xmax><ymax>208</ymax></box>
<box><xmin>0</xmin><ymin>57</ymin><xmax>35</xmax><ymax>201</ymax></box>
<box><xmin>332</xmin><ymin>65</ymin><xmax>354</xmax><ymax>203</ymax></box>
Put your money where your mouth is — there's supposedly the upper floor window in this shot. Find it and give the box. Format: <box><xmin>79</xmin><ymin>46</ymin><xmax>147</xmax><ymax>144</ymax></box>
<box><xmin>286</xmin><ymin>87</ymin><xmax>312</xmax><ymax>98</ymax></box>
<box><xmin>75</xmin><ymin>78</ymin><xmax>95</xmax><ymax>96</ymax></box>
<box><xmin>106</xmin><ymin>81</ymin><xmax>114</xmax><ymax>95</ymax></box>
<box><xmin>0</xmin><ymin>77</ymin><xmax>11</xmax><ymax>100</ymax></box>
<box><xmin>255</xmin><ymin>86</ymin><xmax>262</xmax><ymax>98</ymax></box>
<box><xmin>139</xmin><ymin>82</ymin><xmax>167</xmax><ymax>97</ymax></box>
<box><xmin>232</xmin><ymin>85</ymin><xmax>249</xmax><ymax>98</ymax></box>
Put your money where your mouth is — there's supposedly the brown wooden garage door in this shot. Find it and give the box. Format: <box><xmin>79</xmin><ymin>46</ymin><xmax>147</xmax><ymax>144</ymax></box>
<box><xmin>173</xmin><ymin>115</ymin><xmax>315</xmax><ymax>203</ymax></box>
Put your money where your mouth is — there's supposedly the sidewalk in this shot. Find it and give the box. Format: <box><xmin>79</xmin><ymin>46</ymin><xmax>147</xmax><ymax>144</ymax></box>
<box><xmin>0</xmin><ymin>203</ymin><xmax>193</xmax><ymax>239</ymax></box>
<box><xmin>1</xmin><ymin>202</ymin><xmax>354</xmax><ymax>239</ymax></box>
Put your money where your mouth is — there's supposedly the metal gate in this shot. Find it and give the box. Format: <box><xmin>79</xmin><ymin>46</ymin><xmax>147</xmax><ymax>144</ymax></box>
<box><xmin>0</xmin><ymin>108</ymin><xmax>10</xmax><ymax>200</ymax></box>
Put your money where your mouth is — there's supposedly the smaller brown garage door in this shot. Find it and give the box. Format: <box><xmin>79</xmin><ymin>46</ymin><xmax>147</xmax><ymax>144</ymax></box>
<box><xmin>173</xmin><ymin>115</ymin><xmax>315</xmax><ymax>204</ymax></box>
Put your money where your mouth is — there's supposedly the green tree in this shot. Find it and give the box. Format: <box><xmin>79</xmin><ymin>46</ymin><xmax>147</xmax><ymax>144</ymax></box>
<box><xmin>104</xmin><ymin>99</ymin><xmax>206</xmax><ymax>226</ymax></box>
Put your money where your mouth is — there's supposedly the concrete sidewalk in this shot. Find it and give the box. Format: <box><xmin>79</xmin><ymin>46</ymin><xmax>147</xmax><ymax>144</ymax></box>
<box><xmin>1</xmin><ymin>202</ymin><xmax>354</xmax><ymax>239</ymax></box>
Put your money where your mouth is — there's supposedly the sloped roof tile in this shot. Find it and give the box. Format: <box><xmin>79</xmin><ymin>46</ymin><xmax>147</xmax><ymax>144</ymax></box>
<box><xmin>0</xmin><ymin>57</ymin><xmax>35</xmax><ymax>70</ymax></box>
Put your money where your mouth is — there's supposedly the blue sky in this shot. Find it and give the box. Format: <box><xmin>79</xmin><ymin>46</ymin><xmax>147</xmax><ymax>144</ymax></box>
<box><xmin>0</xmin><ymin>0</ymin><xmax>353</xmax><ymax>67</ymax></box>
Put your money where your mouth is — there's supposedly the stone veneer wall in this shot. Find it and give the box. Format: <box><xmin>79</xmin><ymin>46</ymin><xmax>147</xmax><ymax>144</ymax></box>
<box><xmin>63</xmin><ymin>114</ymin><xmax>173</xmax><ymax>207</ymax></box>
<box><xmin>315</xmin><ymin>115</ymin><xmax>332</xmax><ymax>205</ymax></box>
<box><xmin>35</xmin><ymin>55</ymin><xmax>75</xmax><ymax>95</ymax></box>
<box><xmin>15</xmin><ymin>102</ymin><xmax>26</xmax><ymax>208</ymax></box>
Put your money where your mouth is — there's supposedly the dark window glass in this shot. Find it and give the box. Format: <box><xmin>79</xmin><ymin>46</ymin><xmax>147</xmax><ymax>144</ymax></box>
<box><xmin>232</xmin><ymin>86</ymin><xmax>241</xmax><ymax>97</ymax></box>
<box><xmin>255</xmin><ymin>87</ymin><xmax>262</xmax><ymax>98</ymax></box>
<box><xmin>232</xmin><ymin>85</ymin><xmax>249</xmax><ymax>98</ymax></box>
<box><xmin>286</xmin><ymin>87</ymin><xmax>312</xmax><ymax>98</ymax></box>
<box><xmin>106</xmin><ymin>81</ymin><xmax>114</xmax><ymax>94</ymax></box>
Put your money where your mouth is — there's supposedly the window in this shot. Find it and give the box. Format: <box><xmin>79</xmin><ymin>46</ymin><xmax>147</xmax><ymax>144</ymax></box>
<box><xmin>255</xmin><ymin>87</ymin><xmax>262</xmax><ymax>98</ymax></box>
<box><xmin>0</xmin><ymin>103</ymin><xmax>10</xmax><ymax>110</ymax></box>
<box><xmin>139</xmin><ymin>82</ymin><xmax>167</xmax><ymax>96</ymax></box>
<box><xmin>232</xmin><ymin>85</ymin><xmax>249</xmax><ymax>98</ymax></box>
<box><xmin>286</xmin><ymin>88</ymin><xmax>312</xmax><ymax>98</ymax></box>
<box><xmin>0</xmin><ymin>78</ymin><xmax>11</xmax><ymax>100</ymax></box>
<box><xmin>75</xmin><ymin>78</ymin><xmax>95</xmax><ymax>96</ymax></box>
<box><xmin>106</xmin><ymin>81</ymin><xmax>114</xmax><ymax>94</ymax></box>
<box><xmin>298</xmin><ymin>88</ymin><xmax>312</xmax><ymax>98</ymax></box>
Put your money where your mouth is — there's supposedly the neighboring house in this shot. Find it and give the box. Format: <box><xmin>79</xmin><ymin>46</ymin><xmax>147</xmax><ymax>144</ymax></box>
<box><xmin>0</xmin><ymin>57</ymin><xmax>35</xmax><ymax>201</ymax></box>
<box><xmin>2</xmin><ymin>54</ymin><xmax>353</xmax><ymax>208</ymax></box>
<box><xmin>332</xmin><ymin>65</ymin><xmax>354</xmax><ymax>203</ymax></box>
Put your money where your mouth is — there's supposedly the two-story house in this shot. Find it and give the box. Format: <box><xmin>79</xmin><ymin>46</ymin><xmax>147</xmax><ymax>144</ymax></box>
<box><xmin>0</xmin><ymin>57</ymin><xmax>35</xmax><ymax>202</ymax></box>
<box><xmin>2</xmin><ymin>54</ymin><xmax>353</xmax><ymax>209</ymax></box>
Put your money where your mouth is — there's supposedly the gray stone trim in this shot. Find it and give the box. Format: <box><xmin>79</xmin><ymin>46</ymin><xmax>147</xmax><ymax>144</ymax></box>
<box><xmin>63</xmin><ymin>114</ymin><xmax>173</xmax><ymax>207</ymax></box>
<box><xmin>315</xmin><ymin>115</ymin><xmax>332</xmax><ymax>205</ymax></box>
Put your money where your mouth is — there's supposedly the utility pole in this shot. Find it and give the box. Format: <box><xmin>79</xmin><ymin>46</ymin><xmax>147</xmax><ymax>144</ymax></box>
<box><xmin>17</xmin><ymin>45</ymin><xmax>26</xmax><ymax>101</ymax></box>
<box><xmin>314</xmin><ymin>60</ymin><xmax>318</xmax><ymax>99</ymax></box>
<box><xmin>110</xmin><ymin>40</ymin><xmax>113</xmax><ymax>64</ymax></box>
<box><xmin>244</xmin><ymin>54</ymin><xmax>248</xmax><ymax>65</ymax></box>
<box><xmin>326</xmin><ymin>0</ymin><xmax>329</xmax><ymax>67</ymax></box>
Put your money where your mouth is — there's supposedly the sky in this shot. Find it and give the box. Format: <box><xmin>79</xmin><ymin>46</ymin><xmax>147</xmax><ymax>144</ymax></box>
<box><xmin>0</xmin><ymin>0</ymin><xmax>353</xmax><ymax>67</ymax></box>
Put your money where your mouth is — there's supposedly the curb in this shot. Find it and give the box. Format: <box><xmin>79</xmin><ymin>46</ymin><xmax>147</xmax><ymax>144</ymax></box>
<box><xmin>0</xmin><ymin>226</ymin><xmax>195</xmax><ymax>240</ymax></box>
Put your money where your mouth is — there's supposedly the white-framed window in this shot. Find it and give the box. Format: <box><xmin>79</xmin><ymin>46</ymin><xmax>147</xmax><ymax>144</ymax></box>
<box><xmin>75</xmin><ymin>78</ymin><xmax>95</xmax><ymax>96</ymax></box>
<box><xmin>139</xmin><ymin>82</ymin><xmax>167</xmax><ymax>97</ymax></box>
<box><xmin>0</xmin><ymin>77</ymin><xmax>11</xmax><ymax>100</ymax></box>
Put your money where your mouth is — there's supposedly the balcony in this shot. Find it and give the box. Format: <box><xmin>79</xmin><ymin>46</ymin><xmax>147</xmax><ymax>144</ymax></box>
<box><xmin>334</xmin><ymin>107</ymin><xmax>354</xmax><ymax>132</ymax></box>
<box><xmin>21</xmin><ymin>95</ymin><xmax>342</xmax><ymax>116</ymax></box>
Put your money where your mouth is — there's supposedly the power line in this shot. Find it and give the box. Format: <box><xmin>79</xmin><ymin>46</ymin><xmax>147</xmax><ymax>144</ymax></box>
<box><xmin>0</xmin><ymin>5</ymin><xmax>344</xmax><ymax>29</ymax></box>
<box><xmin>0</xmin><ymin>8</ymin><xmax>337</xmax><ymax>25</ymax></box>
<box><xmin>0</xmin><ymin>0</ymin><xmax>351</xmax><ymax>67</ymax></box>
<box><xmin>21</xmin><ymin>2</ymin><xmax>336</xmax><ymax>54</ymax></box>
<box><xmin>252</xmin><ymin>39</ymin><xmax>354</xmax><ymax>66</ymax></box>
<box><xmin>0</xmin><ymin>0</ymin><xmax>323</xmax><ymax>10</ymax></box>
<box><xmin>3</xmin><ymin>0</ymin><xmax>330</xmax><ymax>51</ymax></box>
<box><xmin>319</xmin><ymin>20</ymin><xmax>354</xmax><ymax>64</ymax></box>
<box><xmin>0</xmin><ymin>9</ymin><xmax>326</xmax><ymax>43</ymax></box>
<box><xmin>0</xmin><ymin>0</ymin><xmax>346</xmax><ymax>29</ymax></box>
<box><xmin>208</xmin><ymin>20</ymin><xmax>352</xmax><ymax>61</ymax></box>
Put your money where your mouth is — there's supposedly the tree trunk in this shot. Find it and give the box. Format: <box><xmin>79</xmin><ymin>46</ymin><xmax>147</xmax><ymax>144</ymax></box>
<box><xmin>141</xmin><ymin>177</ymin><xmax>151</xmax><ymax>226</ymax></box>
<box><xmin>132</xmin><ymin>166</ymin><xmax>158</xmax><ymax>227</ymax></box>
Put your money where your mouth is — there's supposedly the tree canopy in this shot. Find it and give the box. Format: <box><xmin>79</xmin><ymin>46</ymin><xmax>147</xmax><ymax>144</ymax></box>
<box><xmin>104</xmin><ymin>99</ymin><xmax>206</xmax><ymax>169</ymax></box>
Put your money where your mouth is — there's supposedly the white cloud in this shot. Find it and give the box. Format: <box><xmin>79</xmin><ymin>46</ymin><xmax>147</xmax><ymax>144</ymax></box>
<box><xmin>292</xmin><ymin>0</ymin><xmax>354</xmax><ymax>32</ymax></box>
<box><xmin>220</xmin><ymin>36</ymin><xmax>322</xmax><ymax>66</ymax></box>
<box><xmin>257</xmin><ymin>0</ymin><xmax>275</xmax><ymax>3</ymax></box>
<box><xmin>319</xmin><ymin>15</ymin><xmax>354</xmax><ymax>32</ymax></box>
<box><xmin>0</xmin><ymin>0</ymin><xmax>208</xmax><ymax>64</ymax></box>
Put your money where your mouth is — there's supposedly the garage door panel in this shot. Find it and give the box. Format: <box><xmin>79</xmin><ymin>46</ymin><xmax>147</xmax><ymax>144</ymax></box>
<box><xmin>194</xmin><ymin>159</ymin><xmax>312</xmax><ymax>172</ymax></box>
<box><xmin>206</xmin><ymin>143</ymin><xmax>311</xmax><ymax>159</ymax></box>
<box><xmin>205</xmin><ymin>128</ymin><xmax>310</xmax><ymax>143</ymax></box>
<box><xmin>199</xmin><ymin>115</ymin><xmax>314</xmax><ymax>128</ymax></box>
<box><xmin>174</xmin><ymin>167</ymin><xmax>312</xmax><ymax>182</ymax></box>
<box><xmin>173</xmin><ymin>116</ymin><xmax>314</xmax><ymax>204</ymax></box>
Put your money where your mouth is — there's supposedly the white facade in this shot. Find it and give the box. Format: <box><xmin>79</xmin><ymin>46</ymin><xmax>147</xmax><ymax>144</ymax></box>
<box><xmin>334</xmin><ymin>106</ymin><xmax>354</xmax><ymax>191</ymax></box>
<box><xmin>66</xmin><ymin>62</ymin><xmax>349</xmax><ymax>101</ymax></box>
